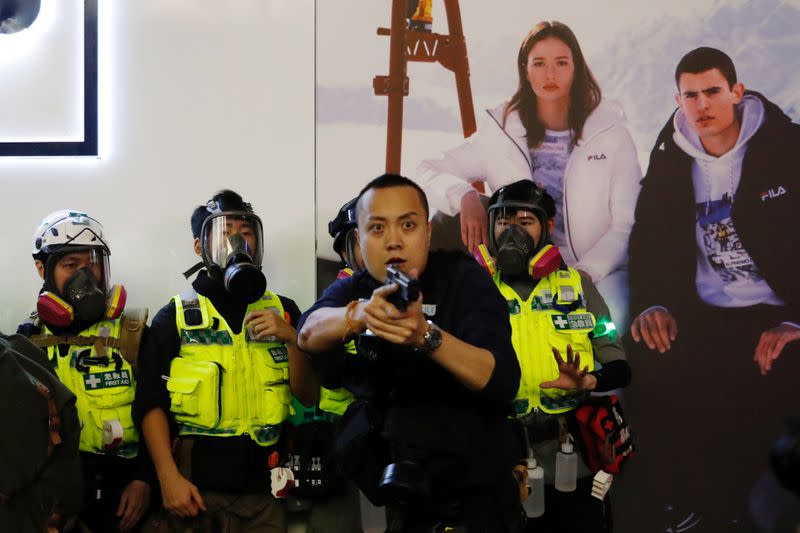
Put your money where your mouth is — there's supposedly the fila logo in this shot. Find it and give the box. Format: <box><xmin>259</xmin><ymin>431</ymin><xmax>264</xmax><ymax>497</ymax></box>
<box><xmin>760</xmin><ymin>186</ymin><xmax>787</xmax><ymax>201</ymax></box>
<box><xmin>587</xmin><ymin>153</ymin><xmax>607</xmax><ymax>161</ymax></box>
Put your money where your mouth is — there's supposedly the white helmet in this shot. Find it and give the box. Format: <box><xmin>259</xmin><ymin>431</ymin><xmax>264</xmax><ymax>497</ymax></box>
<box><xmin>32</xmin><ymin>210</ymin><xmax>110</xmax><ymax>257</ymax></box>
<box><xmin>32</xmin><ymin>210</ymin><xmax>112</xmax><ymax>293</ymax></box>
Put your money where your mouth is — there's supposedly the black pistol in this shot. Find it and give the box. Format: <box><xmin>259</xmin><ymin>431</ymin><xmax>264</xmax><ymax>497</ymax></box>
<box><xmin>385</xmin><ymin>266</ymin><xmax>420</xmax><ymax>312</ymax></box>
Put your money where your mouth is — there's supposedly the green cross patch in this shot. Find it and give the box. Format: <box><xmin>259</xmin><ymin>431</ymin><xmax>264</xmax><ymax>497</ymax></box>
<box><xmin>551</xmin><ymin>313</ymin><xmax>594</xmax><ymax>330</ymax></box>
<box><xmin>268</xmin><ymin>346</ymin><xmax>289</xmax><ymax>364</ymax></box>
<box><xmin>83</xmin><ymin>370</ymin><xmax>131</xmax><ymax>390</ymax></box>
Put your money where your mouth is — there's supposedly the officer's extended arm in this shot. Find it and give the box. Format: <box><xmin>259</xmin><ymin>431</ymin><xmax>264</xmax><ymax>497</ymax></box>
<box><xmin>298</xmin><ymin>284</ymin><xmax>497</xmax><ymax>391</ymax></box>
<box><xmin>362</xmin><ymin>284</ymin><xmax>496</xmax><ymax>391</ymax></box>
<box><xmin>424</xmin><ymin>327</ymin><xmax>496</xmax><ymax>391</ymax></box>
<box><xmin>297</xmin><ymin>306</ymin><xmax>354</xmax><ymax>355</ymax></box>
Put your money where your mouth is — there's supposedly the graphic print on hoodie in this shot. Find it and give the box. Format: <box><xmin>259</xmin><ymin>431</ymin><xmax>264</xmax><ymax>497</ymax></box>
<box><xmin>673</xmin><ymin>94</ymin><xmax>784</xmax><ymax>308</ymax></box>
<box><xmin>695</xmin><ymin>191</ymin><xmax>761</xmax><ymax>283</ymax></box>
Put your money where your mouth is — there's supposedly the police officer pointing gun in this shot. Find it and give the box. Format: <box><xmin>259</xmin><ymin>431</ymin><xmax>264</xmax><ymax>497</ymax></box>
<box><xmin>298</xmin><ymin>174</ymin><xmax>525</xmax><ymax>532</ymax></box>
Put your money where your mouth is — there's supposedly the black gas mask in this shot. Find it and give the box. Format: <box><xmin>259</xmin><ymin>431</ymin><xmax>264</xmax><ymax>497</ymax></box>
<box><xmin>495</xmin><ymin>224</ymin><xmax>539</xmax><ymax>277</ymax></box>
<box><xmin>37</xmin><ymin>247</ymin><xmax>124</xmax><ymax>329</ymax></box>
<box><xmin>61</xmin><ymin>267</ymin><xmax>107</xmax><ymax>323</ymax></box>
<box><xmin>222</xmin><ymin>233</ymin><xmax>267</xmax><ymax>302</ymax></box>
<box><xmin>487</xmin><ymin>181</ymin><xmax>559</xmax><ymax>279</ymax></box>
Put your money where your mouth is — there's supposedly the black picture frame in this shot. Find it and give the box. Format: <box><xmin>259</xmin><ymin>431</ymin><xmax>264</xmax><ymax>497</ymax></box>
<box><xmin>0</xmin><ymin>0</ymin><xmax>98</xmax><ymax>156</ymax></box>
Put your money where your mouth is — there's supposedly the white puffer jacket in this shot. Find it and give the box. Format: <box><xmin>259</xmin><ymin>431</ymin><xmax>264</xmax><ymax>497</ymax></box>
<box><xmin>416</xmin><ymin>99</ymin><xmax>642</xmax><ymax>328</ymax></box>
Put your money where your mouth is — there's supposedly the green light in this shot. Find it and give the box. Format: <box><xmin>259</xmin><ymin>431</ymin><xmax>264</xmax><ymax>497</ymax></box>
<box><xmin>591</xmin><ymin>318</ymin><xmax>617</xmax><ymax>338</ymax></box>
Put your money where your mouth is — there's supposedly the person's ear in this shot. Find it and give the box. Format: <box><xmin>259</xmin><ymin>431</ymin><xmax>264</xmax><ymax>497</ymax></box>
<box><xmin>731</xmin><ymin>82</ymin><xmax>745</xmax><ymax>104</ymax></box>
<box><xmin>193</xmin><ymin>238</ymin><xmax>202</xmax><ymax>256</ymax></box>
<box><xmin>675</xmin><ymin>92</ymin><xmax>682</xmax><ymax>108</ymax></box>
<box><xmin>34</xmin><ymin>260</ymin><xmax>45</xmax><ymax>280</ymax></box>
<box><xmin>548</xmin><ymin>219</ymin><xmax>555</xmax><ymax>234</ymax></box>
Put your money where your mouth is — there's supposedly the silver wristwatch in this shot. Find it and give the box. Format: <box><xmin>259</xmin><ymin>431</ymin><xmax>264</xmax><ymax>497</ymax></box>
<box><xmin>421</xmin><ymin>320</ymin><xmax>443</xmax><ymax>353</ymax></box>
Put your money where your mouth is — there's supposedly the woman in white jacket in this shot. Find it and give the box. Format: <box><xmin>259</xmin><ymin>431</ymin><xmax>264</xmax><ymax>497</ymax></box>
<box><xmin>417</xmin><ymin>20</ymin><xmax>641</xmax><ymax>330</ymax></box>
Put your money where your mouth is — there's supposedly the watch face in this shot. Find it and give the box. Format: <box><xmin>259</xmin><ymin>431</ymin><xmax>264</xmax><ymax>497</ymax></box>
<box><xmin>424</xmin><ymin>321</ymin><xmax>442</xmax><ymax>351</ymax></box>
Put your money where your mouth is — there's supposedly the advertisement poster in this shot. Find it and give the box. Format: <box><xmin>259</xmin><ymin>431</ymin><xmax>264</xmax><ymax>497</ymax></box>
<box><xmin>316</xmin><ymin>1</ymin><xmax>800</xmax><ymax>531</ymax></box>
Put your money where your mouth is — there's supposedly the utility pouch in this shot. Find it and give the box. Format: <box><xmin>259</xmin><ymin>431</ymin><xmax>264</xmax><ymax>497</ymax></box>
<box><xmin>167</xmin><ymin>357</ymin><xmax>221</xmax><ymax>429</ymax></box>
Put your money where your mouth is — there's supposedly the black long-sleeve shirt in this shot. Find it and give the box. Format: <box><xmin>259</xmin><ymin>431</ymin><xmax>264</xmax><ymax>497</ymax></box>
<box><xmin>298</xmin><ymin>251</ymin><xmax>523</xmax><ymax>488</ymax></box>
<box><xmin>132</xmin><ymin>271</ymin><xmax>301</xmax><ymax>493</ymax></box>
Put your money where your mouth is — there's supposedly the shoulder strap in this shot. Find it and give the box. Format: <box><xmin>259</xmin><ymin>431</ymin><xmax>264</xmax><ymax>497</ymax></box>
<box><xmin>176</xmin><ymin>288</ymin><xmax>210</xmax><ymax>330</ymax></box>
<box><xmin>28</xmin><ymin>310</ymin><xmax>149</xmax><ymax>374</ymax></box>
<box><xmin>551</xmin><ymin>268</ymin><xmax>582</xmax><ymax>304</ymax></box>
<box><xmin>118</xmin><ymin>308</ymin><xmax>149</xmax><ymax>374</ymax></box>
<box><xmin>28</xmin><ymin>334</ymin><xmax>96</xmax><ymax>349</ymax></box>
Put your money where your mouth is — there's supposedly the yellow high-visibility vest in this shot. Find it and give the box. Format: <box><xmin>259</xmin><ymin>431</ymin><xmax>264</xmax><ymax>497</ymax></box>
<box><xmin>44</xmin><ymin>319</ymin><xmax>139</xmax><ymax>457</ymax></box>
<box><xmin>494</xmin><ymin>268</ymin><xmax>596</xmax><ymax>415</ymax></box>
<box><xmin>168</xmin><ymin>289</ymin><xmax>291</xmax><ymax>446</ymax></box>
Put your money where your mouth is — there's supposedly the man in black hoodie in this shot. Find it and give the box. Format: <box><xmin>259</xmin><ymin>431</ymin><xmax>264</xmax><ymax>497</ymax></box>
<box><xmin>623</xmin><ymin>47</ymin><xmax>800</xmax><ymax>531</ymax></box>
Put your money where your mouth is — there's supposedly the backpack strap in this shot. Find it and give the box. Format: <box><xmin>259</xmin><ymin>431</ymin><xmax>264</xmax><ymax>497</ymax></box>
<box><xmin>27</xmin><ymin>309</ymin><xmax>148</xmax><ymax>374</ymax></box>
<box><xmin>21</xmin><ymin>368</ymin><xmax>62</xmax><ymax>456</ymax></box>
<box><xmin>28</xmin><ymin>334</ymin><xmax>98</xmax><ymax>349</ymax></box>
<box><xmin>118</xmin><ymin>308</ymin><xmax>149</xmax><ymax>374</ymax></box>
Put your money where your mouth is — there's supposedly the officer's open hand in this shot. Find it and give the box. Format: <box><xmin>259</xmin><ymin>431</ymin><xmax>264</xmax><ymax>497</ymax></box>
<box><xmin>754</xmin><ymin>323</ymin><xmax>800</xmax><ymax>375</ymax></box>
<box><xmin>539</xmin><ymin>345</ymin><xmax>596</xmax><ymax>391</ymax></box>
<box><xmin>116</xmin><ymin>479</ymin><xmax>150</xmax><ymax>532</ymax></box>
<box><xmin>631</xmin><ymin>308</ymin><xmax>678</xmax><ymax>353</ymax></box>
<box><xmin>161</xmin><ymin>470</ymin><xmax>206</xmax><ymax>518</ymax></box>
<box><xmin>245</xmin><ymin>309</ymin><xmax>295</xmax><ymax>345</ymax></box>
<box><xmin>460</xmin><ymin>190</ymin><xmax>489</xmax><ymax>253</ymax></box>
<box><xmin>362</xmin><ymin>270</ymin><xmax>428</xmax><ymax>348</ymax></box>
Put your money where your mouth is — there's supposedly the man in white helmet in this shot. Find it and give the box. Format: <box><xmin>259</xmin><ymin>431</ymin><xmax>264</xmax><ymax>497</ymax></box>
<box><xmin>19</xmin><ymin>210</ymin><xmax>154</xmax><ymax>532</ymax></box>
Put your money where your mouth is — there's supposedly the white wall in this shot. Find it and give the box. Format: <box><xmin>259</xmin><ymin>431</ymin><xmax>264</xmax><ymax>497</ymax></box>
<box><xmin>0</xmin><ymin>0</ymin><xmax>316</xmax><ymax>333</ymax></box>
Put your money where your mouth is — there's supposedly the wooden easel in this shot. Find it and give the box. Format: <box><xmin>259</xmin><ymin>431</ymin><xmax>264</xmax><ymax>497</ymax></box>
<box><xmin>374</xmin><ymin>0</ymin><xmax>477</xmax><ymax>176</ymax></box>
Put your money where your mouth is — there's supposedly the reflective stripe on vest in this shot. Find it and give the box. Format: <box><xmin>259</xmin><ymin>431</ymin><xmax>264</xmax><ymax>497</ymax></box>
<box><xmin>318</xmin><ymin>341</ymin><xmax>356</xmax><ymax>417</ymax></box>
<box><xmin>494</xmin><ymin>268</ymin><xmax>596</xmax><ymax>416</ymax></box>
<box><xmin>168</xmin><ymin>289</ymin><xmax>290</xmax><ymax>446</ymax></box>
<box><xmin>44</xmin><ymin>319</ymin><xmax>139</xmax><ymax>458</ymax></box>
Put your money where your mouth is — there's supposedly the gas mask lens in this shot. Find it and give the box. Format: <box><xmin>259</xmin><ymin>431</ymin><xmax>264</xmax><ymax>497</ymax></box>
<box><xmin>201</xmin><ymin>213</ymin><xmax>266</xmax><ymax>303</ymax></box>
<box><xmin>203</xmin><ymin>214</ymin><xmax>264</xmax><ymax>270</ymax></box>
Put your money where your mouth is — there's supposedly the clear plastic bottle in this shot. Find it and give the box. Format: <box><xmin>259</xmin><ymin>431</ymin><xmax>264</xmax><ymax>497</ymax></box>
<box><xmin>523</xmin><ymin>453</ymin><xmax>545</xmax><ymax>518</ymax></box>
<box><xmin>554</xmin><ymin>441</ymin><xmax>578</xmax><ymax>492</ymax></box>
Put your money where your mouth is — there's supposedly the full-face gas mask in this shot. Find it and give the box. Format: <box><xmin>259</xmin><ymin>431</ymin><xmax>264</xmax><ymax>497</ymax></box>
<box><xmin>487</xmin><ymin>180</ymin><xmax>562</xmax><ymax>279</ymax></box>
<box><xmin>189</xmin><ymin>199</ymin><xmax>267</xmax><ymax>303</ymax></box>
<box><xmin>32</xmin><ymin>210</ymin><xmax>126</xmax><ymax>328</ymax></box>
